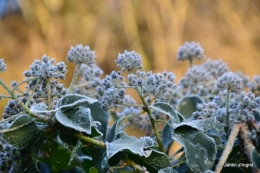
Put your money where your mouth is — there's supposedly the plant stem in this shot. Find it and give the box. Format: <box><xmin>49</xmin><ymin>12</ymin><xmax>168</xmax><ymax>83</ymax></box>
<box><xmin>0</xmin><ymin>120</ymin><xmax>35</xmax><ymax>133</ymax></box>
<box><xmin>124</xmin><ymin>111</ymin><xmax>145</xmax><ymax>120</ymax></box>
<box><xmin>47</xmin><ymin>78</ymin><xmax>52</xmax><ymax>110</ymax></box>
<box><xmin>11</xmin><ymin>78</ymin><xmax>37</xmax><ymax>92</ymax></box>
<box><xmin>226</xmin><ymin>88</ymin><xmax>231</xmax><ymax>132</ymax></box>
<box><xmin>68</xmin><ymin>63</ymin><xmax>82</xmax><ymax>94</ymax></box>
<box><xmin>215</xmin><ymin>122</ymin><xmax>241</xmax><ymax>173</ymax></box>
<box><xmin>72</xmin><ymin>132</ymin><xmax>106</xmax><ymax>148</ymax></box>
<box><xmin>189</xmin><ymin>59</ymin><xmax>193</xmax><ymax>68</ymax></box>
<box><xmin>137</xmin><ymin>87</ymin><xmax>164</xmax><ymax>152</ymax></box>
<box><xmin>154</xmin><ymin>119</ymin><xmax>174</xmax><ymax>129</ymax></box>
<box><xmin>25</xmin><ymin>78</ymin><xmax>41</xmax><ymax>106</ymax></box>
<box><xmin>0</xmin><ymin>79</ymin><xmax>39</xmax><ymax>119</ymax></box>
<box><xmin>121</xmin><ymin>157</ymin><xmax>146</xmax><ymax>172</ymax></box>
<box><xmin>240</xmin><ymin>122</ymin><xmax>260</xmax><ymax>173</ymax></box>
<box><xmin>172</xmin><ymin>160</ymin><xmax>186</xmax><ymax>168</ymax></box>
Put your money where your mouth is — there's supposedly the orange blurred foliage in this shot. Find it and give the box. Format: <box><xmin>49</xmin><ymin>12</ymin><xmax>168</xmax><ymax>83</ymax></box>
<box><xmin>0</xmin><ymin>0</ymin><xmax>260</xmax><ymax>116</ymax></box>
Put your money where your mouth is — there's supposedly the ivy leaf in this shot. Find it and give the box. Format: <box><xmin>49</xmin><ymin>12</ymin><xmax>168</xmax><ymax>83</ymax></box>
<box><xmin>39</xmin><ymin>141</ymin><xmax>80</xmax><ymax>171</ymax></box>
<box><xmin>56</xmin><ymin>107</ymin><xmax>102</xmax><ymax>136</ymax></box>
<box><xmin>172</xmin><ymin>126</ymin><xmax>217</xmax><ymax>173</ymax></box>
<box><xmin>128</xmin><ymin>149</ymin><xmax>171</xmax><ymax>172</ymax></box>
<box><xmin>58</xmin><ymin>94</ymin><xmax>96</xmax><ymax>109</ymax></box>
<box><xmin>105</xmin><ymin>117</ymin><xmax>125</xmax><ymax>142</ymax></box>
<box><xmin>177</xmin><ymin>96</ymin><xmax>203</xmax><ymax>119</ymax></box>
<box><xmin>162</xmin><ymin>120</ymin><xmax>174</xmax><ymax>150</ymax></box>
<box><xmin>30</xmin><ymin>103</ymin><xmax>56</xmax><ymax>114</ymax></box>
<box><xmin>158</xmin><ymin>167</ymin><xmax>177</xmax><ymax>173</ymax></box>
<box><xmin>172</xmin><ymin>117</ymin><xmax>216</xmax><ymax>132</ymax></box>
<box><xmin>3</xmin><ymin>115</ymin><xmax>39</xmax><ymax>149</ymax></box>
<box><xmin>56</xmin><ymin>94</ymin><xmax>109</xmax><ymax>138</ymax></box>
<box><xmin>251</xmin><ymin>147</ymin><xmax>260</xmax><ymax>170</ymax></box>
<box><xmin>106</xmin><ymin>132</ymin><xmax>154</xmax><ymax>159</ymax></box>
<box><xmin>151</xmin><ymin>102</ymin><xmax>182</xmax><ymax>123</ymax></box>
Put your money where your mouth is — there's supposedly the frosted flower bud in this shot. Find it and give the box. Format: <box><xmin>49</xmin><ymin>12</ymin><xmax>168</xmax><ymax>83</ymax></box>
<box><xmin>67</xmin><ymin>44</ymin><xmax>96</xmax><ymax>65</ymax></box>
<box><xmin>254</xmin><ymin>75</ymin><xmax>260</xmax><ymax>85</ymax></box>
<box><xmin>217</xmin><ymin>72</ymin><xmax>243</xmax><ymax>91</ymax></box>
<box><xmin>42</xmin><ymin>55</ymin><xmax>49</xmax><ymax>63</ymax></box>
<box><xmin>0</xmin><ymin>59</ymin><xmax>7</xmax><ymax>72</ymax></box>
<box><xmin>177</xmin><ymin>42</ymin><xmax>204</xmax><ymax>61</ymax></box>
<box><xmin>24</xmin><ymin>70</ymin><xmax>32</xmax><ymax>77</ymax></box>
<box><xmin>115</xmin><ymin>50</ymin><xmax>143</xmax><ymax>72</ymax></box>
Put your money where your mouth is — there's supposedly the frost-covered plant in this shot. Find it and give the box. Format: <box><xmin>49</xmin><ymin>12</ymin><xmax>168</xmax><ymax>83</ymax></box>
<box><xmin>0</xmin><ymin>42</ymin><xmax>260</xmax><ymax>173</ymax></box>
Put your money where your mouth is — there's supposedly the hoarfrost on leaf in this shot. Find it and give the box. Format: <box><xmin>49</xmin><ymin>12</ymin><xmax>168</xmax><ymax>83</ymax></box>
<box><xmin>106</xmin><ymin>132</ymin><xmax>154</xmax><ymax>159</ymax></box>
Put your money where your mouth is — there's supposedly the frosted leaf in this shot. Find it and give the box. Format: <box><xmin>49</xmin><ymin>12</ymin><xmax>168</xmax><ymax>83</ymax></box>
<box><xmin>3</xmin><ymin>115</ymin><xmax>39</xmax><ymax>149</ymax></box>
<box><xmin>177</xmin><ymin>96</ymin><xmax>203</xmax><ymax>119</ymax></box>
<box><xmin>56</xmin><ymin>94</ymin><xmax>109</xmax><ymax>138</ymax></box>
<box><xmin>56</xmin><ymin>107</ymin><xmax>102</xmax><ymax>136</ymax></box>
<box><xmin>251</xmin><ymin>148</ymin><xmax>260</xmax><ymax>170</ymax></box>
<box><xmin>105</xmin><ymin>117</ymin><xmax>125</xmax><ymax>142</ymax></box>
<box><xmin>151</xmin><ymin>102</ymin><xmax>181</xmax><ymax>123</ymax></box>
<box><xmin>30</xmin><ymin>103</ymin><xmax>57</xmax><ymax>114</ymax></box>
<box><xmin>172</xmin><ymin>117</ymin><xmax>215</xmax><ymax>132</ymax></box>
<box><xmin>128</xmin><ymin>149</ymin><xmax>171</xmax><ymax>172</ymax></box>
<box><xmin>106</xmin><ymin>132</ymin><xmax>154</xmax><ymax>159</ymax></box>
<box><xmin>162</xmin><ymin>120</ymin><xmax>174</xmax><ymax>149</ymax></box>
<box><xmin>172</xmin><ymin>126</ymin><xmax>216</xmax><ymax>173</ymax></box>
<box><xmin>158</xmin><ymin>167</ymin><xmax>177</xmax><ymax>173</ymax></box>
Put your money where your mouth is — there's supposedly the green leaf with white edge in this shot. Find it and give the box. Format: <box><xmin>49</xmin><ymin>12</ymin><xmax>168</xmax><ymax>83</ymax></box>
<box><xmin>172</xmin><ymin>117</ymin><xmax>216</xmax><ymax>132</ymax></box>
<box><xmin>162</xmin><ymin>120</ymin><xmax>174</xmax><ymax>150</ymax></box>
<box><xmin>58</xmin><ymin>94</ymin><xmax>96</xmax><ymax>110</ymax></box>
<box><xmin>158</xmin><ymin>167</ymin><xmax>177</xmax><ymax>173</ymax></box>
<box><xmin>251</xmin><ymin>147</ymin><xmax>260</xmax><ymax>170</ymax></box>
<box><xmin>106</xmin><ymin>131</ymin><xmax>154</xmax><ymax>159</ymax></box>
<box><xmin>3</xmin><ymin>114</ymin><xmax>39</xmax><ymax>149</ymax></box>
<box><xmin>57</xmin><ymin>94</ymin><xmax>110</xmax><ymax>138</ymax></box>
<box><xmin>105</xmin><ymin>117</ymin><xmax>125</xmax><ymax>142</ymax></box>
<box><xmin>128</xmin><ymin>149</ymin><xmax>171</xmax><ymax>172</ymax></box>
<box><xmin>56</xmin><ymin>107</ymin><xmax>102</xmax><ymax>136</ymax></box>
<box><xmin>39</xmin><ymin>140</ymin><xmax>80</xmax><ymax>171</ymax></box>
<box><xmin>177</xmin><ymin>95</ymin><xmax>203</xmax><ymax>119</ymax></box>
<box><xmin>30</xmin><ymin>103</ymin><xmax>57</xmax><ymax>114</ymax></box>
<box><xmin>172</xmin><ymin>126</ymin><xmax>217</xmax><ymax>173</ymax></box>
<box><xmin>151</xmin><ymin>102</ymin><xmax>181</xmax><ymax>123</ymax></box>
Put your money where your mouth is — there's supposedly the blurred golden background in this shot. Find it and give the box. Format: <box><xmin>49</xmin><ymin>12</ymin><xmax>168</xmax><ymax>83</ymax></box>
<box><xmin>1</xmin><ymin>0</ymin><xmax>260</xmax><ymax>114</ymax></box>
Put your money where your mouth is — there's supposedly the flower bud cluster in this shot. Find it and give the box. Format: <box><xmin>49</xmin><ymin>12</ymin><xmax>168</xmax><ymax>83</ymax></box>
<box><xmin>23</xmin><ymin>55</ymin><xmax>67</xmax><ymax>80</ymax></box>
<box><xmin>67</xmin><ymin>44</ymin><xmax>96</xmax><ymax>65</ymax></box>
<box><xmin>254</xmin><ymin>75</ymin><xmax>260</xmax><ymax>85</ymax></box>
<box><xmin>201</xmin><ymin>59</ymin><xmax>229</xmax><ymax>78</ymax></box>
<box><xmin>0</xmin><ymin>144</ymin><xmax>26</xmax><ymax>172</ymax></box>
<box><xmin>100</xmin><ymin>87</ymin><xmax>126</xmax><ymax>109</ymax></box>
<box><xmin>2</xmin><ymin>99</ymin><xmax>25</xmax><ymax>119</ymax></box>
<box><xmin>193</xmin><ymin>90</ymin><xmax>260</xmax><ymax>125</ymax></box>
<box><xmin>95</xmin><ymin>72</ymin><xmax>126</xmax><ymax>109</ymax></box>
<box><xmin>28</xmin><ymin>79</ymin><xmax>67</xmax><ymax>103</ymax></box>
<box><xmin>0</xmin><ymin>58</ymin><xmax>7</xmax><ymax>72</ymax></box>
<box><xmin>217</xmin><ymin>72</ymin><xmax>243</xmax><ymax>92</ymax></box>
<box><xmin>115</xmin><ymin>50</ymin><xmax>143</xmax><ymax>72</ymax></box>
<box><xmin>75</xmin><ymin>64</ymin><xmax>103</xmax><ymax>96</ymax></box>
<box><xmin>177</xmin><ymin>42</ymin><xmax>204</xmax><ymax>61</ymax></box>
<box><xmin>179</xmin><ymin>66</ymin><xmax>211</xmax><ymax>94</ymax></box>
<box><xmin>230</xmin><ymin>91</ymin><xmax>260</xmax><ymax>122</ymax></box>
<box><xmin>249</xmin><ymin>75</ymin><xmax>260</xmax><ymax>96</ymax></box>
<box><xmin>128</xmin><ymin>70</ymin><xmax>175</xmax><ymax>102</ymax></box>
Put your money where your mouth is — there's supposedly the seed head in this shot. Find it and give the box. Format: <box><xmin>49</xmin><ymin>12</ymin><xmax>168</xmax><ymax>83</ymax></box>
<box><xmin>177</xmin><ymin>42</ymin><xmax>204</xmax><ymax>61</ymax></box>
<box><xmin>217</xmin><ymin>72</ymin><xmax>243</xmax><ymax>92</ymax></box>
<box><xmin>0</xmin><ymin>58</ymin><xmax>7</xmax><ymax>72</ymax></box>
<box><xmin>67</xmin><ymin>44</ymin><xmax>96</xmax><ymax>65</ymax></box>
<box><xmin>115</xmin><ymin>50</ymin><xmax>143</xmax><ymax>72</ymax></box>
